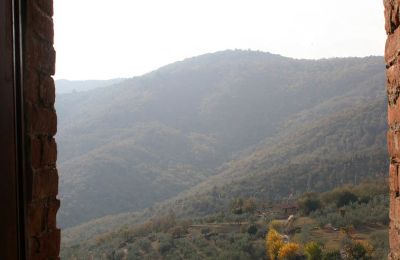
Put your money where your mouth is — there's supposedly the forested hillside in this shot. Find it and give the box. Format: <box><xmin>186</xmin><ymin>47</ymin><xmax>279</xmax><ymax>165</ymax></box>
<box><xmin>56</xmin><ymin>50</ymin><xmax>386</xmax><ymax>229</ymax></box>
<box><xmin>62</xmin><ymin>181</ymin><xmax>389</xmax><ymax>259</ymax></box>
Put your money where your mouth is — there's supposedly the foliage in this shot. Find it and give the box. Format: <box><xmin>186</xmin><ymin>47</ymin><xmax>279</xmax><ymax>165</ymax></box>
<box><xmin>269</xmin><ymin>220</ymin><xmax>286</xmax><ymax>233</ymax></box>
<box><xmin>303</xmin><ymin>181</ymin><xmax>388</xmax><ymax>232</ymax></box>
<box><xmin>267</xmin><ymin>229</ymin><xmax>285</xmax><ymax>260</ymax></box>
<box><xmin>58</xmin><ymin>50</ymin><xmax>389</xmax><ymax>257</ymax></box>
<box><xmin>304</xmin><ymin>241</ymin><xmax>323</xmax><ymax>260</ymax></box>
<box><xmin>247</xmin><ymin>224</ymin><xmax>258</xmax><ymax>235</ymax></box>
<box><xmin>369</xmin><ymin>230</ymin><xmax>389</xmax><ymax>259</ymax></box>
<box><xmin>322</xmin><ymin>250</ymin><xmax>341</xmax><ymax>260</ymax></box>
<box><xmin>61</xmin><ymin>181</ymin><xmax>389</xmax><ymax>259</ymax></box>
<box><xmin>278</xmin><ymin>243</ymin><xmax>301</xmax><ymax>260</ymax></box>
<box><xmin>342</xmin><ymin>241</ymin><xmax>372</xmax><ymax>260</ymax></box>
<box><xmin>299</xmin><ymin>193</ymin><xmax>322</xmax><ymax>215</ymax></box>
<box><xmin>57</xmin><ymin>51</ymin><xmax>387</xmax><ymax>229</ymax></box>
<box><xmin>243</xmin><ymin>198</ymin><xmax>257</xmax><ymax>214</ymax></box>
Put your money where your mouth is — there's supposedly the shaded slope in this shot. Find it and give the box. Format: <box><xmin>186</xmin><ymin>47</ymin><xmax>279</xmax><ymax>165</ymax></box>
<box><xmin>56</xmin><ymin>50</ymin><xmax>385</xmax><ymax>227</ymax></box>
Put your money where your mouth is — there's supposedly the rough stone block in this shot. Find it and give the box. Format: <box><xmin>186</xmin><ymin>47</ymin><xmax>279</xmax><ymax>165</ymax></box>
<box><xmin>29</xmin><ymin>228</ymin><xmax>60</xmax><ymax>259</ymax></box>
<box><xmin>28</xmin><ymin>0</ymin><xmax>54</xmax><ymax>44</ymax></box>
<box><xmin>31</xmin><ymin>168</ymin><xmax>59</xmax><ymax>200</ymax></box>
<box><xmin>384</xmin><ymin>0</ymin><xmax>400</xmax><ymax>34</ymax></box>
<box><xmin>42</xmin><ymin>137</ymin><xmax>57</xmax><ymax>166</ymax></box>
<box><xmin>39</xmin><ymin>74</ymin><xmax>55</xmax><ymax>107</ymax></box>
<box><xmin>25</xmin><ymin>35</ymin><xmax>56</xmax><ymax>75</ymax></box>
<box><xmin>24</xmin><ymin>69</ymin><xmax>40</xmax><ymax>104</ymax></box>
<box><xmin>390</xmin><ymin>164</ymin><xmax>400</xmax><ymax>193</ymax></box>
<box><xmin>388</xmin><ymin>130</ymin><xmax>400</xmax><ymax>158</ymax></box>
<box><xmin>386</xmin><ymin>27</ymin><xmax>400</xmax><ymax>64</ymax></box>
<box><xmin>35</xmin><ymin>0</ymin><xmax>53</xmax><ymax>17</ymax></box>
<box><xmin>25</xmin><ymin>103</ymin><xmax>57</xmax><ymax>136</ymax></box>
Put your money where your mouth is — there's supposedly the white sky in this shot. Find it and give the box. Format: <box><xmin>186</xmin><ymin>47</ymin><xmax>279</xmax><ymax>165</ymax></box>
<box><xmin>54</xmin><ymin>0</ymin><xmax>386</xmax><ymax>80</ymax></box>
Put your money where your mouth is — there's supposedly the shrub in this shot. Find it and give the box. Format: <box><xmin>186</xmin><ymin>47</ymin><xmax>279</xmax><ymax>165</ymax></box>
<box><xmin>304</xmin><ymin>241</ymin><xmax>323</xmax><ymax>260</ymax></box>
<box><xmin>322</xmin><ymin>250</ymin><xmax>341</xmax><ymax>260</ymax></box>
<box><xmin>158</xmin><ymin>234</ymin><xmax>174</xmax><ymax>254</ymax></box>
<box><xmin>336</xmin><ymin>191</ymin><xmax>358</xmax><ymax>207</ymax></box>
<box><xmin>321</xmin><ymin>188</ymin><xmax>358</xmax><ymax>207</ymax></box>
<box><xmin>247</xmin><ymin>224</ymin><xmax>258</xmax><ymax>235</ymax></box>
<box><xmin>278</xmin><ymin>242</ymin><xmax>301</xmax><ymax>260</ymax></box>
<box><xmin>243</xmin><ymin>198</ymin><xmax>257</xmax><ymax>214</ymax></box>
<box><xmin>269</xmin><ymin>220</ymin><xmax>285</xmax><ymax>233</ymax></box>
<box><xmin>137</xmin><ymin>238</ymin><xmax>151</xmax><ymax>252</ymax></box>
<box><xmin>299</xmin><ymin>193</ymin><xmax>322</xmax><ymax>215</ymax></box>
<box><xmin>343</xmin><ymin>241</ymin><xmax>372</xmax><ymax>260</ymax></box>
<box><xmin>169</xmin><ymin>225</ymin><xmax>187</xmax><ymax>238</ymax></box>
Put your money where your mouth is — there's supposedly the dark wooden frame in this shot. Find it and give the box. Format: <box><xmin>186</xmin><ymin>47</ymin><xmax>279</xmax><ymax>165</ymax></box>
<box><xmin>0</xmin><ymin>0</ymin><xmax>26</xmax><ymax>258</ymax></box>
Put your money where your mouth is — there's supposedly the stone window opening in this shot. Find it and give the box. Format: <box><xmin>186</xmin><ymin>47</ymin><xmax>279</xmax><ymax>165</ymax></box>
<box><xmin>0</xmin><ymin>1</ymin><xmax>399</xmax><ymax>259</ymax></box>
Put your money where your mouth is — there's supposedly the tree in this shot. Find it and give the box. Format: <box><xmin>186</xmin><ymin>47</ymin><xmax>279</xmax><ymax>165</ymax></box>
<box><xmin>230</xmin><ymin>198</ymin><xmax>244</xmax><ymax>215</ymax></box>
<box><xmin>278</xmin><ymin>243</ymin><xmax>301</xmax><ymax>260</ymax></box>
<box><xmin>336</xmin><ymin>191</ymin><xmax>358</xmax><ymax>207</ymax></box>
<box><xmin>247</xmin><ymin>224</ymin><xmax>258</xmax><ymax>235</ymax></box>
<box><xmin>266</xmin><ymin>229</ymin><xmax>284</xmax><ymax>260</ymax></box>
<box><xmin>343</xmin><ymin>241</ymin><xmax>373</xmax><ymax>260</ymax></box>
<box><xmin>298</xmin><ymin>193</ymin><xmax>322</xmax><ymax>215</ymax></box>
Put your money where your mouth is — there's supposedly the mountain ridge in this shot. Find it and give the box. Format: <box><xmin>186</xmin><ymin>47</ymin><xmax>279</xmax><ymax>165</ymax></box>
<box><xmin>56</xmin><ymin>50</ymin><xmax>386</xmax><ymax>229</ymax></box>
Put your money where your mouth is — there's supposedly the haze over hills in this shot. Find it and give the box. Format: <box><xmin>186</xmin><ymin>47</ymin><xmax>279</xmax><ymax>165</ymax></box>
<box><xmin>56</xmin><ymin>50</ymin><xmax>387</xmax><ymax>230</ymax></box>
<box><xmin>55</xmin><ymin>78</ymin><xmax>125</xmax><ymax>94</ymax></box>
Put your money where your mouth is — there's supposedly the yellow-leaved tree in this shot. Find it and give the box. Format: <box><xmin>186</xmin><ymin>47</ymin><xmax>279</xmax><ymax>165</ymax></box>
<box><xmin>266</xmin><ymin>229</ymin><xmax>284</xmax><ymax>260</ymax></box>
<box><xmin>278</xmin><ymin>243</ymin><xmax>301</xmax><ymax>260</ymax></box>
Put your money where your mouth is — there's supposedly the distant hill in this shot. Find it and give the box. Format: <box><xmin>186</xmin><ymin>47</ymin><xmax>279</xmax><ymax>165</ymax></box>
<box><xmin>55</xmin><ymin>78</ymin><xmax>125</xmax><ymax>94</ymax></box>
<box><xmin>56</xmin><ymin>50</ymin><xmax>386</xmax><ymax>228</ymax></box>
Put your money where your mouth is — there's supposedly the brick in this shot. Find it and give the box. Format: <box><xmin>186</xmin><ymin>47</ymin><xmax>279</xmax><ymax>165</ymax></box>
<box><xmin>35</xmin><ymin>0</ymin><xmax>53</xmax><ymax>17</ymax></box>
<box><xmin>386</xmin><ymin>27</ymin><xmax>400</xmax><ymax>64</ymax></box>
<box><xmin>29</xmin><ymin>228</ymin><xmax>60</xmax><ymax>259</ymax></box>
<box><xmin>25</xmin><ymin>103</ymin><xmax>57</xmax><ymax>135</ymax></box>
<box><xmin>385</xmin><ymin>0</ymin><xmax>393</xmax><ymax>34</ymax></box>
<box><xmin>39</xmin><ymin>74</ymin><xmax>55</xmax><ymax>106</ymax></box>
<box><xmin>42</xmin><ymin>137</ymin><xmax>57</xmax><ymax>166</ymax></box>
<box><xmin>31</xmin><ymin>168</ymin><xmax>59</xmax><ymax>200</ymax></box>
<box><xmin>384</xmin><ymin>0</ymin><xmax>400</xmax><ymax>34</ymax></box>
<box><xmin>27</xmin><ymin>202</ymin><xmax>45</xmax><ymax>235</ymax></box>
<box><xmin>25</xmin><ymin>34</ymin><xmax>56</xmax><ymax>75</ymax></box>
<box><xmin>390</xmin><ymin>222</ymin><xmax>400</xmax><ymax>253</ymax></box>
<box><xmin>28</xmin><ymin>1</ymin><xmax>54</xmax><ymax>44</ymax></box>
<box><xmin>47</xmin><ymin>199</ymin><xmax>60</xmax><ymax>230</ymax></box>
<box><xmin>24</xmin><ymin>69</ymin><xmax>40</xmax><ymax>104</ymax></box>
<box><xmin>391</xmin><ymin>192</ymin><xmax>397</xmax><ymax>221</ymax></box>
<box><xmin>24</xmin><ymin>0</ymin><xmax>59</xmax><ymax>258</ymax></box>
<box><xmin>389</xmin><ymin>104</ymin><xmax>400</xmax><ymax>128</ymax></box>
<box><xmin>388</xmin><ymin>130</ymin><xmax>400</xmax><ymax>157</ymax></box>
<box><xmin>27</xmin><ymin>135</ymin><xmax>57</xmax><ymax>170</ymax></box>
<box><xmin>27</xmin><ymin>199</ymin><xmax>60</xmax><ymax>235</ymax></box>
<box><xmin>28</xmin><ymin>136</ymin><xmax>42</xmax><ymax>169</ymax></box>
<box><xmin>390</xmin><ymin>164</ymin><xmax>400</xmax><ymax>193</ymax></box>
<box><xmin>387</xmin><ymin>60</ymin><xmax>400</xmax><ymax>86</ymax></box>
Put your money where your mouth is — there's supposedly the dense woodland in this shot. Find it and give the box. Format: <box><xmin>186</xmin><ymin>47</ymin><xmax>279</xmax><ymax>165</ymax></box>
<box><xmin>56</xmin><ymin>50</ymin><xmax>388</xmax><ymax>258</ymax></box>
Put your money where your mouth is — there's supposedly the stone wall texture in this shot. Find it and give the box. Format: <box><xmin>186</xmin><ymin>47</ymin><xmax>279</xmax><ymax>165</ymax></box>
<box><xmin>23</xmin><ymin>0</ymin><xmax>60</xmax><ymax>258</ymax></box>
<box><xmin>386</xmin><ymin>0</ymin><xmax>400</xmax><ymax>259</ymax></box>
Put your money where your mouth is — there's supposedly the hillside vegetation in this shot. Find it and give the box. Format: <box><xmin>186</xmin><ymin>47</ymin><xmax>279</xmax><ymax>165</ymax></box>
<box><xmin>61</xmin><ymin>182</ymin><xmax>389</xmax><ymax>259</ymax></box>
<box><xmin>56</xmin><ymin>50</ymin><xmax>386</xmax><ymax>229</ymax></box>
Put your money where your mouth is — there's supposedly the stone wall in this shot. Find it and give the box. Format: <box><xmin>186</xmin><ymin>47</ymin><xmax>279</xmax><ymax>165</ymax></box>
<box><xmin>385</xmin><ymin>0</ymin><xmax>400</xmax><ymax>259</ymax></box>
<box><xmin>23</xmin><ymin>0</ymin><xmax>59</xmax><ymax>258</ymax></box>
<box><xmin>14</xmin><ymin>1</ymin><xmax>398</xmax><ymax>258</ymax></box>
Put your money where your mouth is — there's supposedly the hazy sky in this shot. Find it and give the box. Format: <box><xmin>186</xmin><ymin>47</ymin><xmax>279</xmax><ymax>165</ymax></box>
<box><xmin>54</xmin><ymin>0</ymin><xmax>386</xmax><ymax>80</ymax></box>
